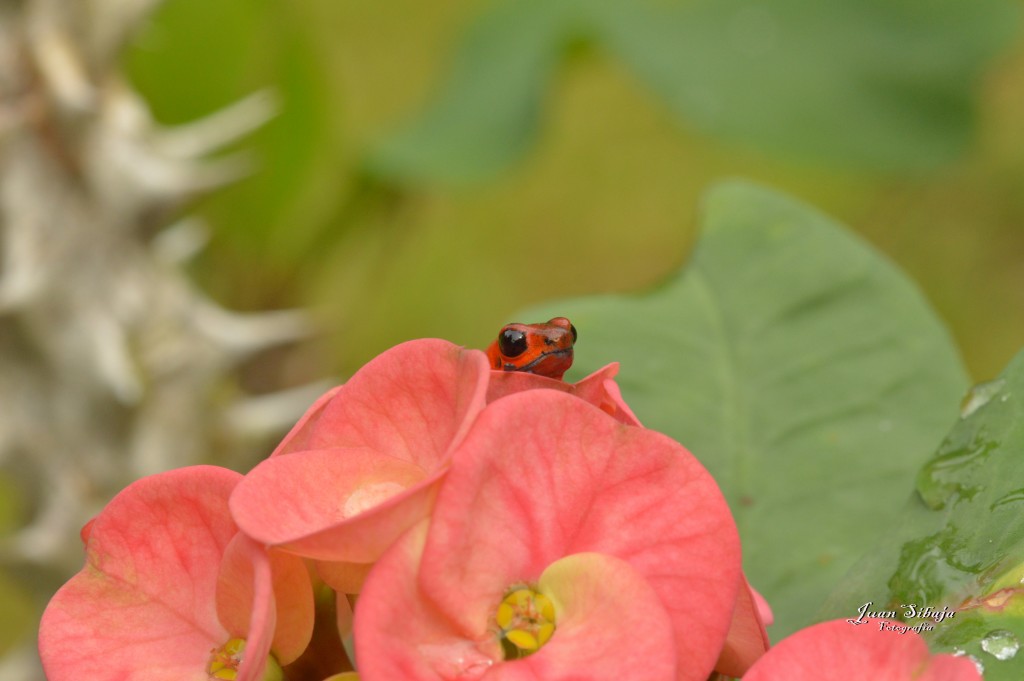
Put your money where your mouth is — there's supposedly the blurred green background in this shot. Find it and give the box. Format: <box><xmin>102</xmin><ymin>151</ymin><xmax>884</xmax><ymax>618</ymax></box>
<box><xmin>125</xmin><ymin>0</ymin><xmax>1024</xmax><ymax>385</ymax></box>
<box><xmin>9</xmin><ymin>0</ymin><xmax>1024</xmax><ymax>660</ymax></box>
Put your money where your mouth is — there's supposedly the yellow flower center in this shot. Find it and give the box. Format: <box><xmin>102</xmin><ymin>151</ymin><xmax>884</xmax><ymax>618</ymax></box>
<box><xmin>208</xmin><ymin>637</ymin><xmax>246</xmax><ymax>680</ymax></box>
<box><xmin>492</xmin><ymin>585</ymin><xmax>557</xmax><ymax>660</ymax></box>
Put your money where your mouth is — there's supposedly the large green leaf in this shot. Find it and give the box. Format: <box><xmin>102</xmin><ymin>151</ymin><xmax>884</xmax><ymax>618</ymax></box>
<box><xmin>821</xmin><ymin>352</ymin><xmax>1024</xmax><ymax>679</ymax></box>
<box><xmin>368</xmin><ymin>0</ymin><xmax>1017</xmax><ymax>183</ymax></box>
<box><xmin>521</xmin><ymin>181</ymin><xmax>969</xmax><ymax>636</ymax></box>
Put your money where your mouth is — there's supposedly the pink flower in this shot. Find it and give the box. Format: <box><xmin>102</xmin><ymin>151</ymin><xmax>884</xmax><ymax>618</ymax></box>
<box><xmin>229</xmin><ymin>339</ymin><xmax>491</xmax><ymax>592</ymax></box>
<box><xmin>39</xmin><ymin>466</ymin><xmax>313</xmax><ymax>681</ymax></box>
<box><xmin>491</xmin><ymin>363</ymin><xmax>770</xmax><ymax>676</ymax></box>
<box><xmin>354</xmin><ymin>390</ymin><xmax>742</xmax><ymax>680</ymax></box>
<box><xmin>742</xmin><ymin>619</ymin><xmax>982</xmax><ymax>680</ymax></box>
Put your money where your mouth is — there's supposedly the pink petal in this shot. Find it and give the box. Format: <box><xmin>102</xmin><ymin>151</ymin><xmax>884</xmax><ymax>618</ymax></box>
<box><xmin>221</xmin><ymin>534</ymin><xmax>276</xmax><ymax>681</ymax></box>
<box><xmin>752</xmin><ymin>584</ymin><xmax>774</xmax><ymax>626</ymax></box>
<box><xmin>216</xmin><ymin>536</ymin><xmax>315</xmax><ymax>666</ymax></box>
<box><xmin>266</xmin><ymin>548</ymin><xmax>316</xmax><ymax>663</ymax></box>
<box><xmin>487</xmin><ymin>552</ymin><xmax>678</xmax><ymax>680</ymax></box>
<box><xmin>714</xmin><ymin>575</ymin><xmax>770</xmax><ymax>677</ymax></box>
<box><xmin>486</xmin><ymin>363</ymin><xmax>641</xmax><ymax>426</ymax></box>
<box><xmin>303</xmin><ymin>339</ymin><xmax>490</xmax><ymax>467</ymax></box>
<box><xmin>355</xmin><ymin>522</ymin><xmax>499</xmax><ymax>680</ymax></box>
<box><xmin>356</xmin><ymin>529</ymin><xmax>678</xmax><ymax>680</ymax></box>
<box><xmin>233</xmin><ymin>340</ymin><xmax>488</xmax><ymax>566</ymax></box>
<box><xmin>271</xmin><ymin>385</ymin><xmax>344</xmax><ymax>457</ymax></box>
<box><xmin>570</xmin><ymin>363</ymin><xmax>643</xmax><ymax>426</ymax></box>
<box><xmin>231</xmin><ymin>447</ymin><xmax>441</xmax><ymax>563</ymax></box>
<box><xmin>79</xmin><ymin>518</ymin><xmax>95</xmax><ymax>544</ymax></box>
<box><xmin>419</xmin><ymin>390</ymin><xmax>741</xmax><ymax>681</ymax></box>
<box><xmin>39</xmin><ymin>466</ymin><xmax>242</xmax><ymax>681</ymax></box>
<box><xmin>743</xmin><ymin>619</ymin><xmax>982</xmax><ymax>680</ymax></box>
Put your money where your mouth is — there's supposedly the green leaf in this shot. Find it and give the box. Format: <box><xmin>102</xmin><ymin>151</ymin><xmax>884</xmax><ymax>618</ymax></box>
<box><xmin>521</xmin><ymin>181</ymin><xmax>969</xmax><ymax>636</ymax></box>
<box><xmin>369</xmin><ymin>0</ymin><xmax>1017</xmax><ymax>182</ymax></box>
<box><xmin>822</xmin><ymin>352</ymin><xmax>1024</xmax><ymax>679</ymax></box>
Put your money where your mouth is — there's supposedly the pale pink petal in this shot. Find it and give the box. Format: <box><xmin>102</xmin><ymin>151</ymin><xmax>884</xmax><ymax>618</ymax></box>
<box><xmin>217</xmin><ymin>536</ymin><xmax>314</xmax><ymax>666</ymax></box>
<box><xmin>233</xmin><ymin>340</ymin><xmax>488</xmax><ymax>567</ymax></box>
<box><xmin>303</xmin><ymin>339</ymin><xmax>490</xmax><ymax>467</ymax></box>
<box><xmin>227</xmin><ymin>534</ymin><xmax>276</xmax><ymax>681</ymax></box>
<box><xmin>355</xmin><ymin>522</ymin><xmax>499</xmax><ymax>680</ymax></box>
<box><xmin>356</xmin><ymin>528</ymin><xmax>678</xmax><ymax>680</ymax></box>
<box><xmin>714</xmin><ymin>575</ymin><xmax>770</xmax><ymax>677</ymax></box>
<box><xmin>79</xmin><ymin>518</ymin><xmax>95</xmax><ymax>544</ymax></box>
<box><xmin>419</xmin><ymin>390</ymin><xmax>741</xmax><ymax>681</ymax></box>
<box><xmin>39</xmin><ymin>466</ymin><xmax>242</xmax><ymax>681</ymax></box>
<box><xmin>271</xmin><ymin>385</ymin><xmax>344</xmax><ymax>457</ymax></box>
<box><xmin>231</xmin><ymin>447</ymin><xmax>440</xmax><ymax>563</ymax></box>
<box><xmin>486</xmin><ymin>553</ymin><xmax>677</xmax><ymax>681</ymax></box>
<box><xmin>752</xmin><ymin>585</ymin><xmax>774</xmax><ymax>626</ymax></box>
<box><xmin>267</xmin><ymin>548</ymin><xmax>316</xmax><ymax>663</ymax></box>
<box><xmin>743</xmin><ymin>619</ymin><xmax>982</xmax><ymax>681</ymax></box>
<box><xmin>570</xmin><ymin>363</ymin><xmax>642</xmax><ymax>426</ymax></box>
<box><xmin>217</xmin><ymin>533</ymin><xmax>268</xmax><ymax>640</ymax></box>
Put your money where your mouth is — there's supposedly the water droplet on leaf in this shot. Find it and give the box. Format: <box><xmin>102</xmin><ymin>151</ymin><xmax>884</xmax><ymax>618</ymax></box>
<box><xmin>916</xmin><ymin>432</ymin><xmax>996</xmax><ymax>510</ymax></box>
<box><xmin>960</xmin><ymin>379</ymin><xmax>1005</xmax><ymax>418</ymax></box>
<box><xmin>980</xmin><ymin>629</ymin><xmax>1019</xmax><ymax>661</ymax></box>
<box><xmin>889</xmin><ymin>531</ymin><xmax>980</xmax><ymax>605</ymax></box>
<box><xmin>990</xmin><ymin>489</ymin><xmax>1024</xmax><ymax>512</ymax></box>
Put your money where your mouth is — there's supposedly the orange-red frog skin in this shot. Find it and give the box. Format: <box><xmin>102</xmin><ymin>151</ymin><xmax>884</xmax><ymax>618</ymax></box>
<box><xmin>486</xmin><ymin>317</ymin><xmax>577</xmax><ymax>380</ymax></box>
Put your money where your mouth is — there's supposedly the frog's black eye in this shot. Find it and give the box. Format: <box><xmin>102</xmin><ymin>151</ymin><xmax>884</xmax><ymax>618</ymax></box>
<box><xmin>498</xmin><ymin>328</ymin><xmax>528</xmax><ymax>357</ymax></box>
<box><xmin>569</xmin><ymin>324</ymin><xmax>578</xmax><ymax>344</ymax></box>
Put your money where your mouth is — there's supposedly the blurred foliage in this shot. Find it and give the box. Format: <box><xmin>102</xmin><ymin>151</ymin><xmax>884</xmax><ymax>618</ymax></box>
<box><xmin>124</xmin><ymin>0</ymin><xmax>1024</xmax><ymax>387</ymax></box>
<box><xmin>0</xmin><ymin>474</ymin><xmax>24</xmax><ymax>538</ymax></box>
<box><xmin>1</xmin><ymin>475</ymin><xmax>33</xmax><ymax>653</ymax></box>
<box><xmin>0</xmin><ymin>476</ymin><xmax>30</xmax><ymax>652</ymax></box>
<box><xmin>0</xmin><ymin>569</ymin><xmax>34</xmax><ymax>655</ymax></box>
<box><xmin>371</xmin><ymin>0</ymin><xmax>1018</xmax><ymax>181</ymax></box>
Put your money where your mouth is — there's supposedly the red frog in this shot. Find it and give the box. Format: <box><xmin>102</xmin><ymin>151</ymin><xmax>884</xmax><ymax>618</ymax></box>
<box><xmin>486</xmin><ymin>317</ymin><xmax>577</xmax><ymax>380</ymax></box>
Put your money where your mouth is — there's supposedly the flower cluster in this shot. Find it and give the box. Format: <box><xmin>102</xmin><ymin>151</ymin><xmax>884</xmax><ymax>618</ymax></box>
<box><xmin>39</xmin><ymin>338</ymin><xmax>979</xmax><ymax>680</ymax></box>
